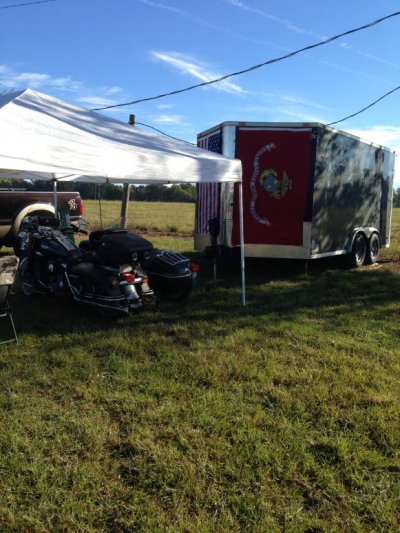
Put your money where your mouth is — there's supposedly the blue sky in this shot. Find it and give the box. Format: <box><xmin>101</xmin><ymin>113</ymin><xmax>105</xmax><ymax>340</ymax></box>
<box><xmin>1</xmin><ymin>0</ymin><xmax>399</xmax><ymax>183</ymax></box>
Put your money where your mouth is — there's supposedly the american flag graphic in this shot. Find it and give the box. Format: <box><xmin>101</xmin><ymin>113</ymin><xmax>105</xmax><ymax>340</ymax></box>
<box><xmin>196</xmin><ymin>131</ymin><xmax>222</xmax><ymax>234</ymax></box>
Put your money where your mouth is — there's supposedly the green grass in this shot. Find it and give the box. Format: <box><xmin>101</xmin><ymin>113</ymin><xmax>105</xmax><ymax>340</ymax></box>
<box><xmin>83</xmin><ymin>199</ymin><xmax>195</xmax><ymax>235</ymax></box>
<box><xmin>0</xmin><ymin>205</ymin><xmax>400</xmax><ymax>530</ymax></box>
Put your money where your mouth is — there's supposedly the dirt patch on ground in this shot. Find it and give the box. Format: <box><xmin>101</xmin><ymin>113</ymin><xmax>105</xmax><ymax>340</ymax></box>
<box><xmin>130</xmin><ymin>228</ymin><xmax>194</xmax><ymax>239</ymax></box>
<box><xmin>379</xmin><ymin>258</ymin><xmax>400</xmax><ymax>272</ymax></box>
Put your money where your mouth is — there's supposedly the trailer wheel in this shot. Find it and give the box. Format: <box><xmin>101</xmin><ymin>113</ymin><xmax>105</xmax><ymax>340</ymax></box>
<box><xmin>365</xmin><ymin>233</ymin><xmax>380</xmax><ymax>265</ymax></box>
<box><xmin>349</xmin><ymin>233</ymin><xmax>366</xmax><ymax>268</ymax></box>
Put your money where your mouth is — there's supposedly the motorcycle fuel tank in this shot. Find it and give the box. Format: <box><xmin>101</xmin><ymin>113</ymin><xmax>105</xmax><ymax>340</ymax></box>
<box><xmin>39</xmin><ymin>237</ymin><xmax>70</xmax><ymax>258</ymax></box>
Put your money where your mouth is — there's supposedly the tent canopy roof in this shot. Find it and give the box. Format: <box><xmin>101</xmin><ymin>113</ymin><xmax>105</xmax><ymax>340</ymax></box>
<box><xmin>0</xmin><ymin>89</ymin><xmax>242</xmax><ymax>184</ymax></box>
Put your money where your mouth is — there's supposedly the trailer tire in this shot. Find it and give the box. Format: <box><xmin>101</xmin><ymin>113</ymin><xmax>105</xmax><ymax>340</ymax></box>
<box><xmin>349</xmin><ymin>233</ymin><xmax>366</xmax><ymax>268</ymax></box>
<box><xmin>365</xmin><ymin>233</ymin><xmax>380</xmax><ymax>265</ymax></box>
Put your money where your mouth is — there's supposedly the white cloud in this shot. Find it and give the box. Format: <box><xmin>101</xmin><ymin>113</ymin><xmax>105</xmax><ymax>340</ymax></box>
<box><xmin>244</xmin><ymin>91</ymin><xmax>329</xmax><ymax>123</ymax></box>
<box><xmin>346</xmin><ymin>126</ymin><xmax>400</xmax><ymax>152</ymax></box>
<box><xmin>135</xmin><ymin>0</ymin><xmax>184</xmax><ymax>14</ymax></box>
<box><xmin>276</xmin><ymin>93</ymin><xmax>327</xmax><ymax>110</ymax></box>
<box><xmin>221</xmin><ymin>0</ymin><xmax>325</xmax><ymax>38</ymax></box>
<box><xmin>222</xmin><ymin>1</ymin><xmax>399</xmax><ymax>71</ymax></box>
<box><xmin>101</xmin><ymin>86</ymin><xmax>123</xmax><ymax>95</ymax></box>
<box><xmin>276</xmin><ymin>106</ymin><xmax>326</xmax><ymax>123</ymax></box>
<box><xmin>151</xmin><ymin>114</ymin><xmax>188</xmax><ymax>126</ymax></box>
<box><xmin>339</xmin><ymin>42</ymin><xmax>400</xmax><ymax>70</ymax></box>
<box><xmin>76</xmin><ymin>95</ymin><xmax>117</xmax><ymax>107</ymax></box>
<box><xmin>0</xmin><ymin>65</ymin><xmax>127</xmax><ymax>110</ymax></box>
<box><xmin>346</xmin><ymin>126</ymin><xmax>400</xmax><ymax>185</ymax></box>
<box><xmin>0</xmin><ymin>64</ymin><xmax>82</xmax><ymax>92</ymax></box>
<box><xmin>151</xmin><ymin>51</ymin><xmax>247</xmax><ymax>95</ymax></box>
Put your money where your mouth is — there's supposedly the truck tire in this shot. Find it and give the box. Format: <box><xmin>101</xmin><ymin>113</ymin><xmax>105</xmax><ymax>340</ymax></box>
<box><xmin>349</xmin><ymin>233</ymin><xmax>366</xmax><ymax>268</ymax></box>
<box><xmin>365</xmin><ymin>233</ymin><xmax>380</xmax><ymax>265</ymax></box>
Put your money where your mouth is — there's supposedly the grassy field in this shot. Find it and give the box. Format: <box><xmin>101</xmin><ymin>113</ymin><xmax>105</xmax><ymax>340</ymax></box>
<box><xmin>84</xmin><ymin>199</ymin><xmax>195</xmax><ymax>233</ymax></box>
<box><xmin>82</xmin><ymin>199</ymin><xmax>195</xmax><ymax>252</ymax></box>
<box><xmin>0</xmin><ymin>204</ymin><xmax>399</xmax><ymax>530</ymax></box>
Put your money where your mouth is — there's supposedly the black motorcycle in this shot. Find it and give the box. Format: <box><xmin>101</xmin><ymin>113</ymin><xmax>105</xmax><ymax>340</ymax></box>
<box><xmin>78</xmin><ymin>224</ymin><xmax>199</xmax><ymax>301</ymax></box>
<box><xmin>17</xmin><ymin>216</ymin><xmax>154</xmax><ymax>314</ymax></box>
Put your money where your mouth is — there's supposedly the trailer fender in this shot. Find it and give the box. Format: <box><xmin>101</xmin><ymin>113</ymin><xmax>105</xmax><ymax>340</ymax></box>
<box><xmin>9</xmin><ymin>202</ymin><xmax>55</xmax><ymax>243</ymax></box>
<box><xmin>346</xmin><ymin>227</ymin><xmax>379</xmax><ymax>254</ymax></box>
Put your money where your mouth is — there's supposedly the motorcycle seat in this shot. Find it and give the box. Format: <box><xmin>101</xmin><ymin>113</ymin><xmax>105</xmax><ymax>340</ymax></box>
<box><xmin>67</xmin><ymin>249</ymin><xmax>100</xmax><ymax>267</ymax></box>
<box><xmin>79</xmin><ymin>240</ymin><xmax>92</xmax><ymax>252</ymax></box>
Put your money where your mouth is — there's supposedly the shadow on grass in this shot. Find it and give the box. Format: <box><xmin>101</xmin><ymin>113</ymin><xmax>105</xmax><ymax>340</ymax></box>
<box><xmin>8</xmin><ymin>253</ymin><xmax>400</xmax><ymax>344</ymax></box>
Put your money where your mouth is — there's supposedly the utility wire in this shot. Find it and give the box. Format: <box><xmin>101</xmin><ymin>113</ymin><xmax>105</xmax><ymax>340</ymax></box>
<box><xmin>327</xmin><ymin>83</ymin><xmax>400</xmax><ymax>126</ymax></box>
<box><xmin>137</xmin><ymin>79</ymin><xmax>400</xmax><ymax>144</ymax></box>
<box><xmin>92</xmin><ymin>10</ymin><xmax>400</xmax><ymax>111</ymax></box>
<box><xmin>137</xmin><ymin>80</ymin><xmax>400</xmax><ymax>143</ymax></box>
<box><xmin>136</xmin><ymin>122</ymin><xmax>196</xmax><ymax>145</ymax></box>
<box><xmin>0</xmin><ymin>0</ymin><xmax>55</xmax><ymax>9</ymax></box>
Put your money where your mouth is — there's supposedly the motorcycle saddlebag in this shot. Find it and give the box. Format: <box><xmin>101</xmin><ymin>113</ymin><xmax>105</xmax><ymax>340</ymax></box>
<box><xmin>69</xmin><ymin>261</ymin><xmax>121</xmax><ymax>296</ymax></box>
<box><xmin>144</xmin><ymin>250</ymin><xmax>192</xmax><ymax>294</ymax></box>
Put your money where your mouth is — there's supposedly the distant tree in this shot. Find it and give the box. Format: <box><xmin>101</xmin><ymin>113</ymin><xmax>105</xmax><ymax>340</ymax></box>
<box><xmin>131</xmin><ymin>184</ymin><xmax>195</xmax><ymax>202</ymax></box>
<box><xmin>393</xmin><ymin>187</ymin><xmax>400</xmax><ymax>208</ymax></box>
<box><xmin>0</xmin><ymin>178</ymin><xmax>27</xmax><ymax>189</ymax></box>
<box><xmin>0</xmin><ymin>177</ymin><xmax>196</xmax><ymax>203</ymax></box>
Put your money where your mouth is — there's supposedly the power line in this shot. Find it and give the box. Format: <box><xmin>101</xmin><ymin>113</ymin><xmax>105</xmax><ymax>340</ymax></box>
<box><xmin>91</xmin><ymin>10</ymin><xmax>400</xmax><ymax>111</ymax></box>
<box><xmin>136</xmin><ymin>122</ymin><xmax>196</xmax><ymax>145</ymax></box>
<box><xmin>0</xmin><ymin>0</ymin><xmax>55</xmax><ymax>9</ymax></box>
<box><xmin>327</xmin><ymin>83</ymin><xmax>400</xmax><ymax>126</ymax></box>
<box><xmin>137</xmin><ymin>81</ymin><xmax>400</xmax><ymax>145</ymax></box>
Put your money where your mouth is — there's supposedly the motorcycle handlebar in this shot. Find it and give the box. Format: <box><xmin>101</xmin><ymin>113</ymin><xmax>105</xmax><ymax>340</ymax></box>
<box><xmin>70</xmin><ymin>224</ymin><xmax>88</xmax><ymax>235</ymax></box>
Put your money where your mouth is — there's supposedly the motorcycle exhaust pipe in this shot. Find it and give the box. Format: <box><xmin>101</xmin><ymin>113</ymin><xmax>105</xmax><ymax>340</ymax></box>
<box><xmin>118</xmin><ymin>272</ymin><xmax>142</xmax><ymax>309</ymax></box>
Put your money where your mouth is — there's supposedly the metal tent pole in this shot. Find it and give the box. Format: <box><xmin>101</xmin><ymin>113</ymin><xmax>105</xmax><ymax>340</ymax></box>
<box><xmin>238</xmin><ymin>181</ymin><xmax>246</xmax><ymax>306</ymax></box>
<box><xmin>119</xmin><ymin>113</ymin><xmax>136</xmax><ymax>229</ymax></box>
<box><xmin>120</xmin><ymin>183</ymin><xmax>131</xmax><ymax>228</ymax></box>
<box><xmin>52</xmin><ymin>176</ymin><xmax>58</xmax><ymax>219</ymax></box>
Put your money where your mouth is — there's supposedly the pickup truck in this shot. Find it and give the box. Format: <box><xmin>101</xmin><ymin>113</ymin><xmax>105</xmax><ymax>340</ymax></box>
<box><xmin>0</xmin><ymin>189</ymin><xmax>83</xmax><ymax>253</ymax></box>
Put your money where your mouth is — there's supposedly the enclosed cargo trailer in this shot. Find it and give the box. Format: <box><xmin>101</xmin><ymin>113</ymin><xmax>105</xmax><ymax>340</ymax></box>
<box><xmin>196</xmin><ymin>122</ymin><xmax>395</xmax><ymax>266</ymax></box>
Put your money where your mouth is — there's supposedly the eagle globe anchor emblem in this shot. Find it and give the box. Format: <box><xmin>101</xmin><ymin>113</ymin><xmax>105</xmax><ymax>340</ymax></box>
<box><xmin>260</xmin><ymin>169</ymin><xmax>291</xmax><ymax>199</ymax></box>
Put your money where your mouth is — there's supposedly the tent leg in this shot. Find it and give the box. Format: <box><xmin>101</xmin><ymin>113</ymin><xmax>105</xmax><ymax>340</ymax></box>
<box><xmin>238</xmin><ymin>182</ymin><xmax>246</xmax><ymax>306</ymax></box>
<box><xmin>52</xmin><ymin>176</ymin><xmax>58</xmax><ymax>219</ymax></box>
<box><xmin>120</xmin><ymin>184</ymin><xmax>131</xmax><ymax>228</ymax></box>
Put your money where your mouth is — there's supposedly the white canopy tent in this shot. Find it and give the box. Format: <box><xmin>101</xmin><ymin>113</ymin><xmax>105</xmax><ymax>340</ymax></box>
<box><xmin>0</xmin><ymin>89</ymin><xmax>246</xmax><ymax>304</ymax></box>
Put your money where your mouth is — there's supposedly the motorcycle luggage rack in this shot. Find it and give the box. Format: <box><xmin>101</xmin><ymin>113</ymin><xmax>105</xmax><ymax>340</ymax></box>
<box><xmin>155</xmin><ymin>250</ymin><xmax>188</xmax><ymax>266</ymax></box>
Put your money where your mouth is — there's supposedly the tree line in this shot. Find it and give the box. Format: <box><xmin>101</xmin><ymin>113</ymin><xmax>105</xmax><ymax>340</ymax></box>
<box><xmin>0</xmin><ymin>179</ymin><xmax>196</xmax><ymax>203</ymax></box>
<box><xmin>2</xmin><ymin>178</ymin><xmax>400</xmax><ymax>206</ymax></box>
<box><xmin>393</xmin><ymin>187</ymin><xmax>400</xmax><ymax>207</ymax></box>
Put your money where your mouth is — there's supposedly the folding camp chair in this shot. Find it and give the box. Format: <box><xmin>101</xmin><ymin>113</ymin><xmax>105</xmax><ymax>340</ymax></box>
<box><xmin>0</xmin><ymin>256</ymin><xmax>19</xmax><ymax>345</ymax></box>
